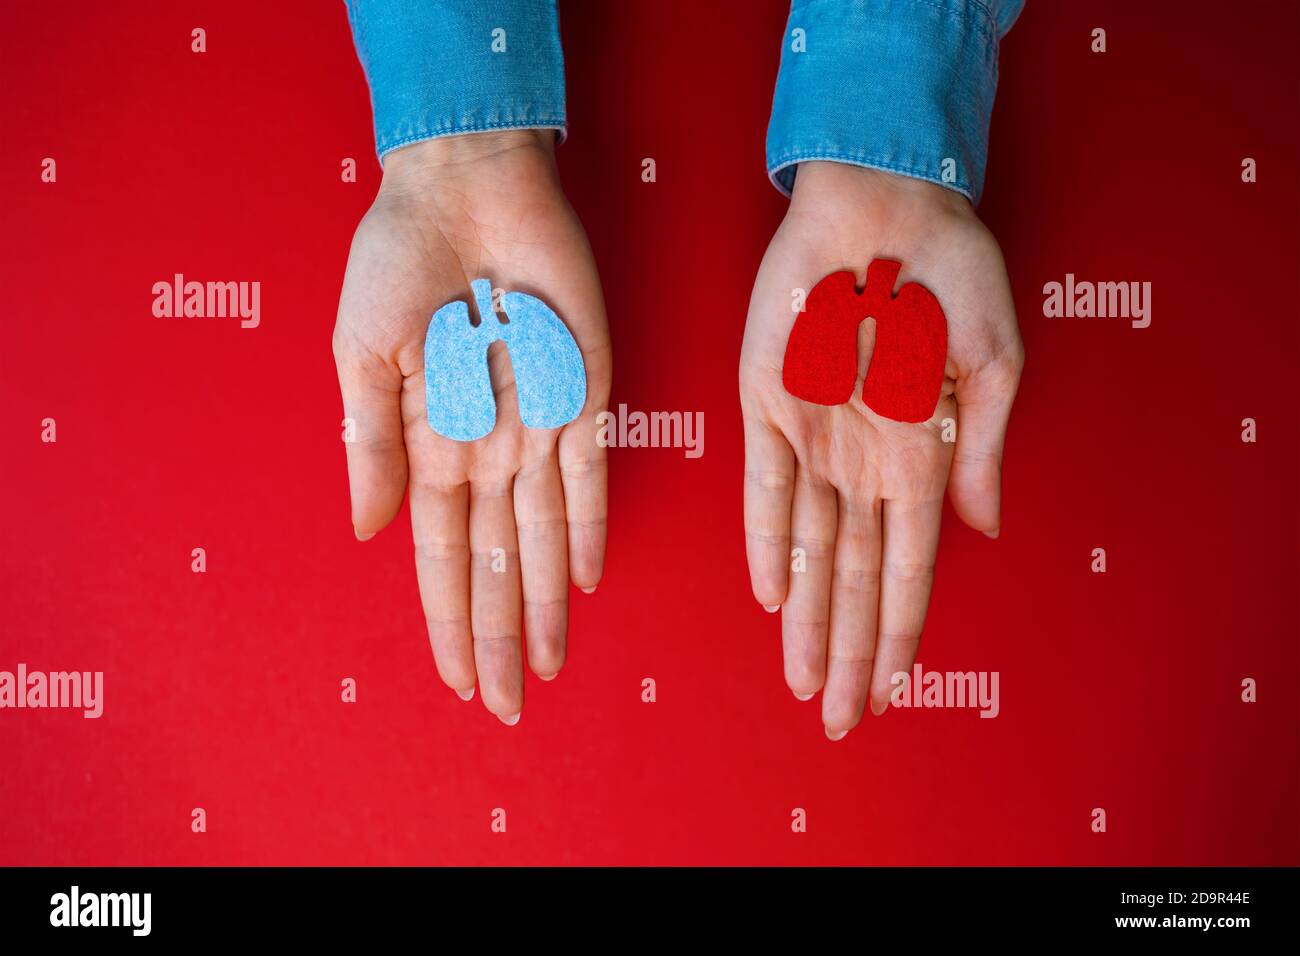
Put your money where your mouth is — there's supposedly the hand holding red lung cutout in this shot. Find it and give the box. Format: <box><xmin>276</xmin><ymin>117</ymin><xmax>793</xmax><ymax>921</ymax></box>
<box><xmin>740</xmin><ymin>162</ymin><xmax>1024</xmax><ymax>744</ymax></box>
<box><xmin>782</xmin><ymin>259</ymin><xmax>948</xmax><ymax>423</ymax></box>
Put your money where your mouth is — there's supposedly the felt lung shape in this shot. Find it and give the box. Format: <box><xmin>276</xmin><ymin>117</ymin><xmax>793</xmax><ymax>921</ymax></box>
<box><xmin>424</xmin><ymin>279</ymin><xmax>586</xmax><ymax>441</ymax></box>
<box><xmin>782</xmin><ymin>259</ymin><xmax>947</xmax><ymax>423</ymax></box>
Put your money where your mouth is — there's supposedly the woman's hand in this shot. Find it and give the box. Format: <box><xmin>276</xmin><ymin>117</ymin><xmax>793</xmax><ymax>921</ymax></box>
<box><xmin>740</xmin><ymin>162</ymin><xmax>1023</xmax><ymax>739</ymax></box>
<box><xmin>333</xmin><ymin>130</ymin><xmax>611</xmax><ymax>724</ymax></box>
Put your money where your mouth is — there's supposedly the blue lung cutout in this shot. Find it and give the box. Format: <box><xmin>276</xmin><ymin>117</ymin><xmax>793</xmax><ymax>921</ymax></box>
<box><xmin>424</xmin><ymin>279</ymin><xmax>586</xmax><ymax>442</ymax></box>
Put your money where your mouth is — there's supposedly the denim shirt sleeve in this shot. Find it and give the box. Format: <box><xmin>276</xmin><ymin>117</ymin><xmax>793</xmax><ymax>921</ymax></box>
<box><xmin>766</xmin><ymin>0</ymin><xmax>1024</xmax><ymax>204</ymax></box>
<box><xmin>344</xmin><ymin>0</ymin><xmax>566</xmax><ymax>162</ymax></box>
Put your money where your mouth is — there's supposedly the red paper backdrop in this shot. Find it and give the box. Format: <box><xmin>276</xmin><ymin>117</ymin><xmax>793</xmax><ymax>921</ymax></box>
<box><xmin>1</xmin><ymin>0</ymin><xmax>1296</xmax><ymax>866</ymax></box>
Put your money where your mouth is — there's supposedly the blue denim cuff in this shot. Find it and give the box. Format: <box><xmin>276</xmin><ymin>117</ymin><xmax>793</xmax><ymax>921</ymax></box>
<box><xmin>766</xmin><ymin>0</ymin><xmax>1022</xmax><ymax>204</ymax></box>
<box><xmin>344</xmin><ymin>0</ymin><xmax>566</xmax><ymax>162</ymax></box>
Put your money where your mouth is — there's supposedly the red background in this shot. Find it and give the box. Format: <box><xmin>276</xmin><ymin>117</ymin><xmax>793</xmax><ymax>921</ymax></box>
<box><xmin>1</xmin><ymin>0</ymin><xmax>1296</xmax><ymax>865</ymax></box>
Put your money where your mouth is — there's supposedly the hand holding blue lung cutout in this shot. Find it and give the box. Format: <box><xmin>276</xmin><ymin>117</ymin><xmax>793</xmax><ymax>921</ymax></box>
<box><xmin>332</xmin><ymin>131</ymin><xmax>611</xmax><ymax>725</ymax></box>
<box><xmin>425</xmin><ymin>279</ymin><xmax>587</xmax><ymax>441</ymax></box>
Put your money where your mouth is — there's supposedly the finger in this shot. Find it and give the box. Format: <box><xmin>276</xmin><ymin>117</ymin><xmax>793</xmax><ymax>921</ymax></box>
<box><xmin>949</xmin><ymin>351</ymin><xmax>1023</xmax><ymax>537</ymax></box>
<box><xmin>410</xmin><ymin>479</ymin><xmax>475</xmax><ymax>697</ymax></box>
<box><xmin>469</xmin><ymin>478</ymin><xmax>525</xmax><ymax>722</ymax></box>
<box><xmin>333</xmin><ymin>341</ymin><xmax>409</xmax><ymax>540</ymax></box>
<box><xmin>822</xmin><ymin>494</ymin><xmax>881</xmax><ymax>739</ymax></box>
<box><xmin>558</xmin><ymin>411</ymin><xmax>607</xmax><ymax>592</ymax></box>
<box><xmin>870</xmin><ymin>497</ymin><xmax>943</xmax><ymax>715</ymax></box>
<box><xmin>743</xmin><ymin>419</ymin><xmax>795</xmax><ymax>610</ymax></box>
<box><xmin>514</xmin><ymin>452</ymin><xmax>569</xmax><ymax>679</ymax></box>
<box><xmin>782</xmin><ymin>467</ymin><xmax>837</xmax><ymax>699</ymax></box>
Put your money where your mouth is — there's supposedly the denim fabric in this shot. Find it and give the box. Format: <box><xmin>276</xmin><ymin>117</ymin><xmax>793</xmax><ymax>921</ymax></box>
<box><xmin>344</xmin><ymin>0</ymin><xmax>566</xmax><ymax>162</ymax></box>
<box><xmin>766</xmin><ymin>0</ymin><xmax>1024</xmax><ymax>204</ymax></box>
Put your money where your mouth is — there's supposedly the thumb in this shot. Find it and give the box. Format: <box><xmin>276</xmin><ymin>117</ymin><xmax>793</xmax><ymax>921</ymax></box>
<box><xmin>334</xmin><ymin>337</ymin><xmax>409</xmax><ymax>540</ymax></box>
<box><xmin>948</xmin><ymin>352</ymin><xmax>1022</xmax><ymax>537</ymax></box>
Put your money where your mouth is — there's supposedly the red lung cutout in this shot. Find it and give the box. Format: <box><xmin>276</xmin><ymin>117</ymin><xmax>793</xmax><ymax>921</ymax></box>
<box><xmin>782</xmin><ymin>259</ymin><xmax>947</xmax><ymax>423</ymax></box>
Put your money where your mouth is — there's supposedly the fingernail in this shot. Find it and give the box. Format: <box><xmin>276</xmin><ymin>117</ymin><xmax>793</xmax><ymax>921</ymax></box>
<box><xmin>580</xmin><ymin>585</ymin><xmax>597</xmax><ymax>594</ymax></box>
<box><xmin>983</xmin><ymin>529</ymin><xmax>1000</xmax><ymax>540</ymax></box>
<box><xmin>498</xmin><ymin>712</ymin><xmax>521</xmax><ymax>726</ymax></box>
<box><xmin>354</xmin><ymin>529</ymin><xmax>375</xmax><ymax>542</ymax></box>
<box><xmin>456</xmin><ymin>687</ymin><xmax>475</xmax><ymax>701</ymax></box>
<box><xmin>763</xmin><ymin>604</ymin><xmax>780</xmax><ymax>613</ymax></box>
<box><xmin>538</xmin><ymin>672</ymin><xmax>558</xmax><ymax>682</ymax></box>
<box><xmin>793</xmin><ymin>690</ymin><xmax>814</xmax><ymax>701</ymax></box>
<box><xmin>870</xmin><ymin>698</ymin><xmax>888</xmax><ymax>716</ymax></box>
<box><xmin>825</xmin><ymin>728</ymin><xmax>848</xmax><ymax>741</ymax></box>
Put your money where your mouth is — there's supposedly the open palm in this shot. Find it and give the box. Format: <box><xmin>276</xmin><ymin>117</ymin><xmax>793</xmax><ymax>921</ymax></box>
<box><xmin>333</xmin><ymin>132</ymin><xmax>611</xmax><ymax>723</ymax></box>
<box><xmin>740</xmin><ymin>162</ymin><xmax>1023</xmax><ymax>739</ymax></box>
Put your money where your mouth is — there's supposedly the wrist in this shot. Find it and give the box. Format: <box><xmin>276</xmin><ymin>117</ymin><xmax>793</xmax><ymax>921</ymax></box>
<box><xmin>378</xmin><ymin>129</ymin><xmax>559</xmax><ymax>203</ymax></box>
<box><xmin>790</xmin><ymin>161</ymin><xmax>973</xmax><ymax>221</ymax></box>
